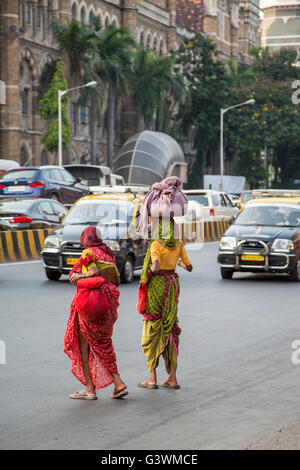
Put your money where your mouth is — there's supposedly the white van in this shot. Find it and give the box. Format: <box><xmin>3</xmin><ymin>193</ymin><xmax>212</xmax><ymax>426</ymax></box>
<box><xmin>0</xmin><ymin>159</ymin><xmax>20</xmax><ymax>178</ymax></box>
<box><xmin>63</xmin><ymin>164</ymin><xmax>125</xmax><ymax>193</ymax></box>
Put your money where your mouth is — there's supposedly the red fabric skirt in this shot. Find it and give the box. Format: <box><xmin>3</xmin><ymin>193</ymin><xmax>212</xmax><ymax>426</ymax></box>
<box><xmin>64</xmin><ymin>283</ymin><xmax>120</xmax><ymax>389</ymax></box>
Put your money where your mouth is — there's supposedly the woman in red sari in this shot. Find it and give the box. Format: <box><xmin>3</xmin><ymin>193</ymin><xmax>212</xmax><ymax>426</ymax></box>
<box><xmin>64</xmin><ymin>226</ymin><xmax>128</xmax><ymax>400</ymax></box>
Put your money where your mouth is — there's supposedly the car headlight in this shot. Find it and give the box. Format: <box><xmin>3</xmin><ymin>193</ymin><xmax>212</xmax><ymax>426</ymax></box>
<box><xmin>104</xmin><ymin>240</ymin><xmax>120</xmax><ymax>251</ymax></box>
<box><xmin>271</xmin><ymin>238</ymin><xmax>294</xmax><ymax>252</ymax></box>
<box><xmin>219</xmin><ymin>236</ymin><xmax>237</xmax><ymax>250</ymax></box>
<box><xmin>44</xmin><ymin>236</ymin><xmax>60</xmax><ymax>249</ymax></box>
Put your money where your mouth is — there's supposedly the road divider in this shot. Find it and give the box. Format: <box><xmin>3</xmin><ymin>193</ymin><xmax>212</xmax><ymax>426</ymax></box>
<box><xmin>0</xmin><ymin>229</ymin><xmax>53</xmax><ymax>263</ymax></box>
<box><xmin>0</xmin><ymin>220</ymin><xmax>229</xmax><ymax>264</ymax></box>
<box><xmin>177</xmin><ymin>219</ymin><xmax>230</xmax><ymax>243</ymax></box>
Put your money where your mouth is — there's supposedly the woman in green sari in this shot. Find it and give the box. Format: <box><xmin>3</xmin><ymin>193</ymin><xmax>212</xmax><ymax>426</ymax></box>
<box><xmin>137</xmin><ymin>217</ymin><xmax>193</xmax><ymax>390</ymax></box>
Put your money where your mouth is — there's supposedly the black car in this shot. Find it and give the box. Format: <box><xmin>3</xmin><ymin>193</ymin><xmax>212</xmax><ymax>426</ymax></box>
<box><xmin>0</xmin><ymin>197</ymin><xmax>68</xmax><ymax>230</ymax></box>
<box><xmin>0</xmin><ymin>166</ymin><xmax>88</xmax><ymax>205</ymax></box>
<box><xmin>41</xmin><ymin>193</ymin><xmax>148</xmax><ymax>283</ymax></box>
<box><xmin>218</xmin><ymin>198</ymin><xmax>300</xmax><ymax>281</ymax></box>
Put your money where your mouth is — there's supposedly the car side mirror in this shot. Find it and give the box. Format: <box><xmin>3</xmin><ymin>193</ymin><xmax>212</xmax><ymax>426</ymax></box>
<box><xmin>75</xmin><ymin>177</ymin><xmax>81</xmax><ymax>183</ymax></box>
<box><xmin>228</xmin><ymin>216</ymin><xmax>235</xmax><ymax>225</ymax></box>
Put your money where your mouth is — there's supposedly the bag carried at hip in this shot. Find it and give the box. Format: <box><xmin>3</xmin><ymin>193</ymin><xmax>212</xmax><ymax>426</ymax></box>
<box><xmin>74</xmin><ymin>276</ymin><xmax>110</xmax><ymax>322</ymax></box>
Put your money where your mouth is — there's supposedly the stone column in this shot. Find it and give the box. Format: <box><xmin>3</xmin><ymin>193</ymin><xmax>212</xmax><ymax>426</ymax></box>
<box><xmin>120</xmin><ymin>1</ymin><xmax>138</xmax><ymax>152</ymax></box>
<box><xmin>0</xmin><ymin>0</ymin><xmax>21</xmax><ymax>161</ymax></box>
<box><xmin>167</xmin><ymin>0</ymin><xmax>177</xmax><ymax>51</ymax></box>
<box><xmin>122</xmin><ymin>0</ymin><xmax>138</xmax><ymax>37</ymax></box>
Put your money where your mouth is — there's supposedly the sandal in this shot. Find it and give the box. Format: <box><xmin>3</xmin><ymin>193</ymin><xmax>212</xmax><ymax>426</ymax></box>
<box><xmin>69</xmin><ymin>390</ymin><xmax>97</xmax><ymax>400</ymax></box>
<box><xmin>137</xmin><ymin>381</ymin><xmax>159</xmax><ymax>389</ymax></box>
<box><xmin>111</xmin><ymin>387</ymin><xmax>128</xmax><ymax>399</ymax></box>
<box><xmin>160</xmin><ymin>381</ymin><xmax>180</xmax><ymax>389</ymax></box>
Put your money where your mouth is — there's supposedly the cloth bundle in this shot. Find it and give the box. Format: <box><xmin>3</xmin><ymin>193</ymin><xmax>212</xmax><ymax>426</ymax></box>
<box><xmin>74</xmin><ymin>277</ymin><xmax>110</xmax><ymax>322</ymax></box>
<box><xmin>137</xmin><ymin>176</ymin><xmax>188</xmax><ymax>239</ymax></box>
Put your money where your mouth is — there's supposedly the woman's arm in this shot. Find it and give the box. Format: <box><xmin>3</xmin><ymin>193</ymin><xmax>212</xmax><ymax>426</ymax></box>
<box><xmin>150</xmin><ymin>260</ymin><xmax>160</xmax><ymax>273</ymax></box>
<box><xmin>70</xmin><ymin>266</ymin><xmax>99</xmax><ymax>285</ymax></box>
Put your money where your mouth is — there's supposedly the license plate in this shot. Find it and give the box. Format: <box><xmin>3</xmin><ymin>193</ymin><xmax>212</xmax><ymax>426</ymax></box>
<box><xmin>7</xmin><ymin>185</ymin><xmax>26</xmax><ymax>192</ymax></box>
<box><xmin>241</xmin><ymin>255</ymin><xmax>265</xmax><ymax>261</ymax></box>
<box><xmin>66</xmin><ymin>257</ymin><xmax>79</xmax><ymax>266</ymax></box>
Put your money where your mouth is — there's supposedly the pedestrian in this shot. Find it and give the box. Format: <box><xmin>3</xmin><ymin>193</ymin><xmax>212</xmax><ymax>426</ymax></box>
<box><xmin>64</xmin><ymin>225</ymin><xmax>128</xmax><ymax>400</ymax></box>
<box><xmin>136</xmin><ymin>177</ymin><xmax>193</xmax><ymax>389</ymax></box>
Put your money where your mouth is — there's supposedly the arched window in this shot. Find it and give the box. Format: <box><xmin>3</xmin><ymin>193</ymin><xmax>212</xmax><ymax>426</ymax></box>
<box><xmin>41</xmin><ymin>149</ymin><xmax>48</xmax><ymax>165</ymax></box>
<box><xmin>35</xmin><ymin>2</ymin><xmax>41</xmax><ymax>28</ymax></box>
<box><xmin>139</xmin><ymin>30</ymin><xmax>145</xmax><ymax>46</ymax></box>
<box><xmin>71</xmin><ymin>3</ymin><xmax>77</xmax><ymax>21</ymax></box>
<box><xmin>21</xmin><ymin>88</ymin><xmax>29</xmax><ymax>114</ymax></box>
<box><xmin>89</xmin><ymin>11</ymin><xmax>95</xmax><ymax>25</ymax></box>
<box><xmin>20</xmin><ymin>147</ymin><xmax>27</xmax><ymax>166</ymax></box>
<box><xmin>80</xmin><ymin>7</ymin><xmax>86</xmax><ymax>24</ymax></box>
<box><xmin>146</xmin><ymin>33</ymin><xmax>152</xmax><ymax>50</ymax></box>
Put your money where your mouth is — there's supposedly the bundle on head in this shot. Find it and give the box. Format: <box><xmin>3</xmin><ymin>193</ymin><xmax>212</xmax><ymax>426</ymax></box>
<box><xmin>137</xmin><ymin>176</ymin><xmax>188</xmax><ymax>239</ymax></box>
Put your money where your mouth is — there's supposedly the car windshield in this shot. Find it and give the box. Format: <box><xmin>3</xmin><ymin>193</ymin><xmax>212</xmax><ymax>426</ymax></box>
<box><xmin>235</xmin><ymin>204</ymin><xmax>300</xmax><ymax>227</ymax></box>
<box><xmin>186</xmin><ymin>194</ymin><xmax>209</xmax><ymax>206</ymax></box>
<box><xmin>0</xmin><ymin>169</ymin><xmax>39</xmax><ymax>180</ymax></box>
<box><xmin>63</xmin><ymin>199</ymin><xmax>135</xmax><ymax>226</ymax></box>
<box><xmin>0</xmin><ymin>200</ymin><xmax>34</xmax><ymax>213</ymax></box>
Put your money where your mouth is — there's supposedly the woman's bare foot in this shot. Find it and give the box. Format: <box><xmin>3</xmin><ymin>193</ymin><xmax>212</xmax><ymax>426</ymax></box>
<box><xmin>160</xmin><ymin>377</ymin><xmax>180</xmax><ymax>388</ymax></box>
<box><xmin>137</xmin><ymin>379</ymin><xmax>158</xmax><ymax>389</ymax></box>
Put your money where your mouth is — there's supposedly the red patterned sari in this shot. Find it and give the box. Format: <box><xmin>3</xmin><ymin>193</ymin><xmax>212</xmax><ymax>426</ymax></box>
<box><xmin>64</xmin><ymin>247</ymin><xmax>120</xmax><ymax>389</ymax></box>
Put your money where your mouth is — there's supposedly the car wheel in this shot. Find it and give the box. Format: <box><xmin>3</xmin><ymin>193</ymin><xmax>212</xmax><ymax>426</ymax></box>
<box><xmin>51</xmin><ymin>193</ymin><xmax>60</xmax><ymax>202</ymax></box>
<box><xmin>45</xmin><ymin>269</ymin><xmax>61</xmax><ymax>281</ymax></box>
<box><xmin>289</xmin><ymin>259</ymin><xmax>300</xmax><ymax>282</ymax></box>
<box><xmin>220</xmin><ymin>268</ymin><xmax>234</xmax><ymax>280</ymax></box>
<box><xmin>121</xmin><ymin>256</ymin><xmax>134</xmax><ymax>283</ymax></box>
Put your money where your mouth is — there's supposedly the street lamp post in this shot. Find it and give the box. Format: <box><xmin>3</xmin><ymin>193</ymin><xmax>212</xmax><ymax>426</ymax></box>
<box><xmin>58</xmin><ymin>81</ymin><xmax>97</xmax><ymax>167</ymax></box>
<box><xmin>220</xmin><ymin>98</ymin><xmax>255</xmax><ymax>191</ymax></box>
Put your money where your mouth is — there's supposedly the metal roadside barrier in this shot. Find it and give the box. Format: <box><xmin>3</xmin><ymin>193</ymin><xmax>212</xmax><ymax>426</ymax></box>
<box><xmin>0</xmin><ymin>220</ymin><xmax>229</xmax><ymax>264</ymax></box>
<box><xmin>0</xmin><ymin>229</ymin><xmax>53</xmax><ymax>263</ymax></box>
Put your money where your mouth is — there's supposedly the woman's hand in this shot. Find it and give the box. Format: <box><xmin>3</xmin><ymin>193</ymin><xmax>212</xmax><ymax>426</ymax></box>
<box><xmin>178</xmin><ymin>261</ymin><xmax>193</xmax><ymax>272</ymax></box>
<box><xmin>150</xmin><ymin>260</ymin><xmax>160</xmax><ymax>274</ymax></box>
<box><xmin>70</xmin><ymin>273</ymin><xmax>80</xmax><ymax>285</ymax></box>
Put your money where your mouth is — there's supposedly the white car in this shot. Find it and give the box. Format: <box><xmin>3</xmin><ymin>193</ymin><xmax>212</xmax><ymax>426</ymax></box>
<box><xmin>179</xmin><ymin>189</ymin><xmax>240</xmax><ymax>222</ymax></box>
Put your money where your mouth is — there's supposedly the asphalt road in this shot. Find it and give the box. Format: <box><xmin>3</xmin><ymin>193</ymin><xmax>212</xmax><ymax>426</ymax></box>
<box><xmin>1</xmin><ymin>242</ymin><xmax>300</xmax><ymax>450</ymax></box>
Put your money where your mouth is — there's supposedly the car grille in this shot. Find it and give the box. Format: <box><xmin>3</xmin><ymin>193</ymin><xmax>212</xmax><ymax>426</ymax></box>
<box><xmin>62</xmin><ymin>241</ymin><xmax>83</xmax><ymax>253</ymax></box>
<box><xmin>239</xmin><ymin>240</ymin><xmax>269</xmax><ymax>252</ymax></box>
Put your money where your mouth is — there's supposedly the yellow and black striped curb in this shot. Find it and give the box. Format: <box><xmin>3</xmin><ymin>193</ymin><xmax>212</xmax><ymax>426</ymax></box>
<box><xmin>0</xmin><ymin>229</ymin><xmax>53</xmax><ymax>263</ymax></box>
<box><xmin>177</xmin><ymin>219</ymin><xmax>230</xmax><ymax>243</ymax></box>
<box><xmin>0</xmin><ymin>220</ymin><xmax>229</xmax><ymax>263</ymax></box>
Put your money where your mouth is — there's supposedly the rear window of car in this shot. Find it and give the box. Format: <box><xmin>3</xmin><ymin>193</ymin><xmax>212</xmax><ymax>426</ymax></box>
<box><xmin>186</xmin><ymin>194</ymin><xmax>209</xmax><ymax>206</ymax></box>
<box><xmin>0</xmin><ymin>169</ymin><xmax>39</xmax><ymax>180</ymax></box>
<box><xmin>0</xmin><ymin>200</ymin><xmax>34</xmax><ymax>212</ymax></box>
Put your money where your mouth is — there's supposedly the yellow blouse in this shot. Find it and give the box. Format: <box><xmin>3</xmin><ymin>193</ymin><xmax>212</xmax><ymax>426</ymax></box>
<box><xmin>81</xmin><ymin>248</ymin><xmax>120</xmax><ymax>277</ymax></box>
<box><xmin>150</xmin><ymin>240</ymin><xmax>191</xmax><ymax>270</ymax></box>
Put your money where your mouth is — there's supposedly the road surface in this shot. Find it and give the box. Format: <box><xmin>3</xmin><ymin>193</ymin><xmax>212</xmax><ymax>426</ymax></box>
<box><xmin>1</xmin><ymin>242</ymin><xmax>300</xmax><ymax>450</ymax></box>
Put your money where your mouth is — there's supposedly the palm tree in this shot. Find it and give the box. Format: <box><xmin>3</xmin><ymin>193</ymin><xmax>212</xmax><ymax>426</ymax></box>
<box><xmin>225</xmin><ymin>58</ymin><xmax>257</xmax><ymax>88</ymax></box>
<box><xmin>90</xmin><ymin>23</ymin><xmax>136</xmax><ymax>168</ymax></box>
<box><xmin>53</xmin><ymin>18</ymin><xmax>105</xmax><ymax>164</ymax></box>
<box><xmin>131</xmin><ymin>47</ymin><xmax>185</xmax><ymax>133</ymax></box>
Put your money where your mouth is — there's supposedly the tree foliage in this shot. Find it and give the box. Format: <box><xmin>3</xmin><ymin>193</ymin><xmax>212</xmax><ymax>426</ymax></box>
<box><xmin>39</xmin><ymin>58</ymin><xmax>70</xmax><ymax>153</ymax></box>
<box><xmin>175</xmin><ymin>35</ymin><xmax>300</xmax><ymax>188</ymax></box>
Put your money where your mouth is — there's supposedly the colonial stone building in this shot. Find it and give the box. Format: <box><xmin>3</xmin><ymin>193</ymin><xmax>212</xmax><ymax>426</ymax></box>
<box><xmin>0</xmin><ymin>0</ymin><xmax>261</xmax><ymax>168</ymax></box>
<box><xmin>176</xmin><ymin>0</ymin><xmax>261</xmax><ymax>64</ymax></box>
<box><xmin>0</xmin><ymin>0</ymin><xmax>177</xmax><ymax>167</ymax></box>
<box><xmin>260</xmin><ymin>0</ymin><xmax>300</xmax><ymax>58</ymax></box>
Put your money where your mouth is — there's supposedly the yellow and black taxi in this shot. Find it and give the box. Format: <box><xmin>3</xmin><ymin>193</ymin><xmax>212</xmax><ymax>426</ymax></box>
<box><xmin>218</xmin><ymin>197</ymin><xmax>300</xmax><ymax>281</ymax></box>
<box><xmin>41</xmin><ymin>192</ymin><xmax>148</xmax><ymax>283</ymax></box>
